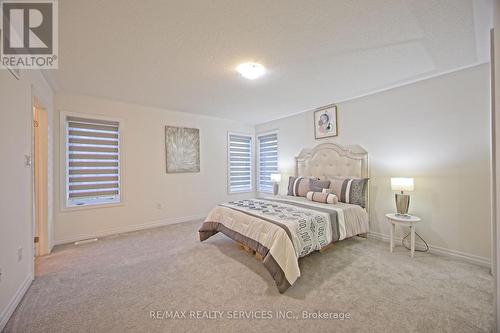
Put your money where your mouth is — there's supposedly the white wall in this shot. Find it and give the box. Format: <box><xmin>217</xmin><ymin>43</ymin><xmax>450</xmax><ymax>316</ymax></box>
<box><xmin>256</xmin><ymin>64</ymin><xmax>491</xmax><ymax>261</ymax></box>
<box><xmin>0</xmin><ymin>69</ymin><xmax>54</xmax><ymax>330</ymax></box>
<box><xmin>53</xmin><ymin>94</ymin><xmax>255</xmax><ymax>244</ymax></box>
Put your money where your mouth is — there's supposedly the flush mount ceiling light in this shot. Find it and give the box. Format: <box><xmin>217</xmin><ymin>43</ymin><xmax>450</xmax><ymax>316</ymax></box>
<box><xmin>236</xmin><ymin>62</ymin><xmax>266</xmax><ymax>80</ymax></box>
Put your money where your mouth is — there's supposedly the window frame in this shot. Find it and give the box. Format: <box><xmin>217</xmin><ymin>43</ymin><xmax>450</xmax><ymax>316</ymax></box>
<box><xmin>227</xmin><ymin>131</ymin><xmax>254</xmax><ymax>194</ymax></box>
<box><xmin>59</xmin><ymin>111</ymin><xmax>125</xmax><ymax>211</ymax></box>
<box><xmin>256</xmin><ymin>130</ymin><xmax>279</xmax><ymax>194</ymax></box>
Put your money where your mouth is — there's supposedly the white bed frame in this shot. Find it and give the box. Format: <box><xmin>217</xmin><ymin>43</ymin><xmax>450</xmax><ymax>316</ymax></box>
<box><xmin>295</xmin><ymin>142</ymin><xmax>370</xmax><ymax>214</ymax></box>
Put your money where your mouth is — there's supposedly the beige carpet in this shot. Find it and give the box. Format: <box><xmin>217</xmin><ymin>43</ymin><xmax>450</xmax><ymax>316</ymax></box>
<box><xmin>3</xmin><ymin>220</ymin><xmax>493</xmax><ymax>333</ymax></box>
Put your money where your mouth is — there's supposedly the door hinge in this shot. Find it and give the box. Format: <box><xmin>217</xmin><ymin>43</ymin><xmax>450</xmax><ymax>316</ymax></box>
<box><xmin>34</xmin><ymin>236</ymin><xmax>39</xmax><ymax>243</ymax></box>
<box><xmin>33</xmin><ymin>120</ymin><xmax>39</xmax><ymax>128</ymax></box>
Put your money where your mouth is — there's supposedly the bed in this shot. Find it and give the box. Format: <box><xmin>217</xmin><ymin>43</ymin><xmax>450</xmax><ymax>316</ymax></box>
<box><xmin>199</xmin><ymin>143</ymin><xmax>370</xmax><ymax>292</ymax></box>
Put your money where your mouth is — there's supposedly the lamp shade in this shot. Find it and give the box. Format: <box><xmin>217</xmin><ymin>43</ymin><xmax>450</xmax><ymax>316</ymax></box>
<box><xmin>391</xmin><ymin>177</ymin><xmax>414</xmax><ymax>192</ymax></box>
<box><xmin>270</xmin><ymin>174</ymin><xmax>282</xmax><ymax>183</ymax></box>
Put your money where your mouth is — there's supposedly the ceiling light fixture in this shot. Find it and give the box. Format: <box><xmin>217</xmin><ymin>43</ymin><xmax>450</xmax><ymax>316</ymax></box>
<box><xmin>236</xmin><ymin>62</ymin><xmax>266</xmax><ymax>80</ymax></box>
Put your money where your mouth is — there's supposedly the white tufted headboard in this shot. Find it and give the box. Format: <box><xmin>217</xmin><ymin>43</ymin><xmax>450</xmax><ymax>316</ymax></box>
<box><xmin>295</xmin><ymin>142</ymin><xmax>370</xmax><ymax>210</ymax></box>
<box><xmin>295</xmin><ymin>143</ymin><xmax>369</xmax><ymax>179</ymax></box>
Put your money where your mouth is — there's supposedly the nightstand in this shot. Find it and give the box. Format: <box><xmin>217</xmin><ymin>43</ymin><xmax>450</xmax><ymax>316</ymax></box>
<box><xmin>385</xmin><ymin>213</ymin><xmax>421</xmax><ymax>257</ymax></box>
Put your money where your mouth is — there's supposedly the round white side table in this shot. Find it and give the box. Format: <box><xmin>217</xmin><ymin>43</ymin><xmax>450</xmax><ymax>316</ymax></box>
<box><xmin>385</xmin><ymin>213</ymin><xmax>421</xmax><ymax>258</ymax></box>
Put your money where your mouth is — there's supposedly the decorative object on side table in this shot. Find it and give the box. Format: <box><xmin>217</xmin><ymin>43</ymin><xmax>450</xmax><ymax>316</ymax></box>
<box><xmin>165</xmin><ymin>126</ymin><xmax>200</xmax><ymax>173</ymax></box>
<box><xmin>270</xmin><ymin>173</ymin><xmax>281</xmax><ymax>195</ymax></box>
<box><xmin>390</xmin><ymin>177</ymin><xmax>414</xmax><ymax>216</ymax></box>
<box><xmin>314</xmin><ymin>105</ymin><xmax>338</xmax><ymax>139</ymax></box>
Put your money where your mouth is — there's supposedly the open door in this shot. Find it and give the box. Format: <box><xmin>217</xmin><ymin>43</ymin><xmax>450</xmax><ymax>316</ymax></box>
<box><xmin>33</xmin><ymin>99</ymin><xmax>49</xmax><ymax>259</ymax></box>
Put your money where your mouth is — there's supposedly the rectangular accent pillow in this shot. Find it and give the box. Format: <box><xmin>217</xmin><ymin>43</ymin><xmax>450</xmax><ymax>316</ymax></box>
<box><xmin>309</xmin><ymin>179</ymin><xmax>331</xmax><ymax>192</ymax></box>
<box><xmin>329</xmin><ymin>177</ymin><xmax>369</xmax><ymax>207</ymax></box>
<box><xmin>306</xmin><ymin>191</ymin><xmax>338</xmax><ymax>204</ymax></box>
<box><xmin>287</xmin><ymin>177</ymin><xmax>331</xmax><ymax>197</ymax></box>
<box><xmin>328</xmin><ymin>178</ymin><xmax>344</xmax><ymax>198</ymax></box>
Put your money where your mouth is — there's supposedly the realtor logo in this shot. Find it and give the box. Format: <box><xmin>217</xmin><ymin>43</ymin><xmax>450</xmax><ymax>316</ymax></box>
<box><xmin>0</xmin><ymin>0</ymin><xmax>58</xmax><ymax>69</ymax></box>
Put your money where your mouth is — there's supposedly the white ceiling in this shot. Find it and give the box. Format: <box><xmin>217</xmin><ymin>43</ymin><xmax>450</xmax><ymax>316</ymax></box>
<box><xmin>49</xmin><ymin>0</ymin><xmax>492</xmax><ymax>124</ymax></box>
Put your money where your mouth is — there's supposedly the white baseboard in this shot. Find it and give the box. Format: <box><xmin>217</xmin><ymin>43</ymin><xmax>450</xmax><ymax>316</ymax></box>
<box><xmin>368</xmin><ymin>231</ymin><xmax>491</xmax><ymax>268</ymax></box>
<box><xmin>54</xmin><ymin>213</ymin><xmax>207</xmax><ymax>246</ymax></box>
<box><xmin>0</xmin><ymin>274</ymin><xmax>33</xmax><ymax>332</ymax></box>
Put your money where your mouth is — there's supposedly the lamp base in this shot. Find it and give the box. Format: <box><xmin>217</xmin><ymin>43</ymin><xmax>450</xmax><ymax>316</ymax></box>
<box><xmin>395</xmin><ymin>193</ymin><xmax>410</xmax><ymax>215</ymax></box>
<box><xmin>273</xmin><ymin>183</ymin><xmax>279</xmax><ymax>196</ymax></box>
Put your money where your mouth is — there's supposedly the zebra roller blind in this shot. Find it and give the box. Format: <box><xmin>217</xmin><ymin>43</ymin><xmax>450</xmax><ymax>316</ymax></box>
<box><xmin>257</xmin><ymin>132</ymin><xmax>278</xmax><ymax>193</ymax></box>
<box><xmin>66</xmin><ymin>116</ymin><xmax>121</xmax><ymax>207</ymax></box>
<box><xmin>228</xmin><ymin>133</ymin><xmax>253</xmax><ymax>193</ymax></box>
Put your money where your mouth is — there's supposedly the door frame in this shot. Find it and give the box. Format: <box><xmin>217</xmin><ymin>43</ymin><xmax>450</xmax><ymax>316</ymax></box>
<box><xmin>31</xmin><ymin>86</ymin><xmax>50</xmax><ymax>275</ymax></box>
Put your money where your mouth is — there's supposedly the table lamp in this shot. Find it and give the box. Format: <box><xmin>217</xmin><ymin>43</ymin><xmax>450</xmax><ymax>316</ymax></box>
<box><xmin>390</xmin><ymin>177</ymin><xmax>414</xmax><ymax>216</ymax></box>
<box><xmin>270</xmin><ymin>174</ymin><xmax>282</xmax><ymax>196</ymax></box>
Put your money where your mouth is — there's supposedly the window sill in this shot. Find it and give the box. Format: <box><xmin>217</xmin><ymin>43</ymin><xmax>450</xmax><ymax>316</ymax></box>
<box><xmin>257</xmin><ymin>190</ymin><xmax>273</xmax><ymax>194</ymax></box>
<box><xmin>228</xmin><ymin>190</ymin><xmax>254</xmax><ymax>195</ymax></box>
<box><xmin>61</xmin><ymin>201</ymin><xmax>124</xmax><ymax>213</ymax></box>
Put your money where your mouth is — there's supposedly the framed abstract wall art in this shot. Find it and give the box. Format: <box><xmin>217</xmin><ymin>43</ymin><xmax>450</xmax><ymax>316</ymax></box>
<box><xmin>314</xmin><ymin>105</ymin><xmax>338</xmax><ymax>139</ymax></box>
<box><xmin>165</xmin><ymin>126</ymin><xmax>200</xmax><ymax>173</ymax></box>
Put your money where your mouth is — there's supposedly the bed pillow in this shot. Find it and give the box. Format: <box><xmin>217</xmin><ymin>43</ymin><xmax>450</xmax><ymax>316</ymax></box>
<box><xmin>306</xmin><ymin>191</ymin><xmax>338</xmax><ymax>204</ymax></box>
<box><xmin>287</xmin><ymin>177</ymin><xmax>308</xmax><ymax>196</ymax></box>
<box><xmin>287</xmin><ymin>177</ymin><xmax>331</xmax><ymax>197</ymax></box>
<box><xmin>309</xmin><ymin>179</ymin><xmax>331</xmax><ymax>192</ymax></box>
<box><xmin>329</xmin><ymin>177</ymin><xmax>369</xmax><ymax>207</ymax></box>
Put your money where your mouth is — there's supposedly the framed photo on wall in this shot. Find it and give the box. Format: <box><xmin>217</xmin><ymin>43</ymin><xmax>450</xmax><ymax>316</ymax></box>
<box><xmin>314</xmin><ymin>105</ymin><xmax>338</xmax><ymax>139</ymax></box>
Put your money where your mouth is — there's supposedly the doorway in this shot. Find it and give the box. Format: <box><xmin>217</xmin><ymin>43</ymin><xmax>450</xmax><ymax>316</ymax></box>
<box><xmin>33</xmin><ymin>97</ymin><xmax>49</xmax><ymax>258</ymax></box>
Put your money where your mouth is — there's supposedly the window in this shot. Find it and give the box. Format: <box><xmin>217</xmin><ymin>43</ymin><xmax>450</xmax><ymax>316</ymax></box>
<box><xmin>257</xmin><ymin>132</ymin><xmax>278</xmax><ymax>193</ymax></box>
<box><xmin>228</xmin><ymin>133</ymin><xmax>253</xmax><ymax>193</ymax></box>
<box><xmin>65</xmin><ymin>115</ymin><xmax>121</xmax><ymax>207</ymax></box>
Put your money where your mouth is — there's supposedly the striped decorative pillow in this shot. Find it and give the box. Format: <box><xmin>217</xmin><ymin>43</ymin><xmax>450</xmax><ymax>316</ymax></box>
<box><xmin>287</xmin><ymin>177</ymin><xmax>331</xmax><ymax>197</ymax></box>
<box><xmin>306</xmin><ymin>191</ymin><xmax>338</xmax><ymax>204</ymax></box>
<box><xmin>329</xmin><ymin>177</ymin><xmax>369</xmax><ymax>207</ymax></box>
<box><xmin>287</xmin><ymin>177</ymin><xmax>309</xmax><ymax>197</ymax></box>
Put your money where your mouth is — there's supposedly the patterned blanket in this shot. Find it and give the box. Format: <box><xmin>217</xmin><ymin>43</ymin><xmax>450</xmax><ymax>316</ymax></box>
<box><xmin>221</xmin><ymin>199</ymin><xmax>334</xmax><ymax>257</ymax></box>
<box><xmin>199</xmin><ymin>198</ymin><xmax>345</xmax><ymax>293</ymax></box>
